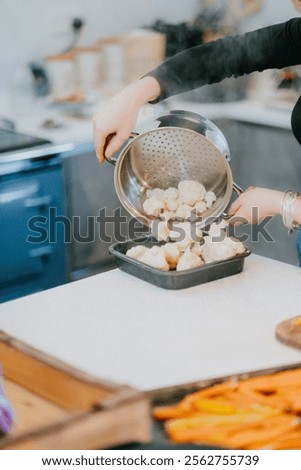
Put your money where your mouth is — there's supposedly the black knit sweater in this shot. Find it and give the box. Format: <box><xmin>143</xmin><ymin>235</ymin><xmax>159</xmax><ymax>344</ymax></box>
<box><xmin>146</xmin><ymin>18</ymin><xmax>301</xmax><ymax>144</ymax></box>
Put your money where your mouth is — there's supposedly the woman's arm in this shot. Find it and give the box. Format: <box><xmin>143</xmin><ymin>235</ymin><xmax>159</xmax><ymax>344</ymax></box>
<box><xmin>93</xmin><ymin>77</ymin><xmax>160</xmax><ymax>162</ymax></box>
<box><xmin>228</xmin><ymin>186</ymin><xmax>301</xmax><ymax>227</ymax></box>
<box><xmin>93</xmin><ymin>18</ymin><xmax>301</xmax><ymax>162</ymax></box>
<box><xmin>146</xmin><ymin>18</ymin><xmax>301</xmax><ymax>101</ymax></box>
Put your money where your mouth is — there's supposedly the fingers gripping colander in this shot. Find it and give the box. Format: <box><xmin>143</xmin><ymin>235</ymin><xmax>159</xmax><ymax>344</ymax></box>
<box><xmin>106</xmin><ymin>110</ymin><xmax>242</xmax><ymax>227</ymax></box>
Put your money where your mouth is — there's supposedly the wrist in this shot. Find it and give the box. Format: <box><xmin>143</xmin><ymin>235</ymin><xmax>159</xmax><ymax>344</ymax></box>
<box><xmin>120</xmin><ymin>77</ymin><xmax>160</xmax><ymax>106</ymax></box>
<box><xmin>139</xmin><ymin>76</ymin><xmax>161</xmax><ymax>102</ymax></box>
<box><xmin>293</xmin><ymin>196</ymin><xmax>301</xmax><ymax>225</ymax></box>
<box><xmin>271</xmin><ymin>190</ymin><xmax>284</xmax><ymax>216</ymax></box>
<box><xmin>281</xmin><ymin>190</ymin><xmax>301</xmax><ymax>231</ymax></box>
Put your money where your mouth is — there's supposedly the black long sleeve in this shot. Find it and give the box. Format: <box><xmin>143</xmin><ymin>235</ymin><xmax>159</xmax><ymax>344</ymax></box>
<box><xmin>146</xmin><ymin>18</ymin><xmax>301</xmax><ymax>101</ymax></box>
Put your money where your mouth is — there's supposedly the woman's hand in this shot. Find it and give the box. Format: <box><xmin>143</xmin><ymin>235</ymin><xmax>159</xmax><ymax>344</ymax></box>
<box><xmin>93</xmin><ymin>77</ymin><xmax>160</xmax><ymax>163</ymax></box>
<box><xmin>228</xmin><ymin>186</ymin><xmax>283</xmax><ymax>225</ymax></box>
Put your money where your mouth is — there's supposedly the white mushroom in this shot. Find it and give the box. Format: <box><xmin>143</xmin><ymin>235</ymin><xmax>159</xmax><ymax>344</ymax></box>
<box><xmin>161</xmin><ymin>210</ymin><xmax>175</xmax><ymax>221</ymax></box>
<box><xmin>205</xmin><ymin>191</ymin><xmax>217</xmax><ymax>208</ymax></box>
<box><xmin>176</xmin><ymin>247</ymin><xmax>204</xmax><ymax>271</ymax></box>
<box><xmin>203</xmin><ymin>238</ymin><xmax>236</xmax><ymax>262</ymax></box>
<box><xmin>195</xmin><ymin>224</ymin><xmax>203</xmax><ymax>239</ymax></box>
<box><xmin>161</xmin><ymin>242</ymin><xmax>181</xmax><ymax>269</ymax></box>
<box><xmin>169</xmin><ymin>221</ymin><xmax>195</xmax><ymax>250</ymax></box>
<box><xmin>194</xmin><ymin>200</ymin><xmax>207</xmax><ymax>215</ymax></box>
<box><xmin>151</xmin><ymin>219</ymin><xmax>170</xmax><ymax>242</ymax></box>
<box><xmin>126</xmin><ymin>245</ymin><xmax>148</xmax><ymax>260</ymax></box>
<box><xmin>146</xmin><ymin>188</ymin><xmax>165</xmax><ymax>201</ymax></box>
<box><xmin>164</xmin><ymin>187</ymin><xmax>178</xmax><ymax>200</ymax></box>
<box><xmin>208</xmin><ymin>220</ymin><xmax>228</xmax><ymax>240</ymax></box>
<box><xmin>224</xmin><ymin>236</ymin><xmax>246</xmax><ymax>255</ymax></box>
<box><xmin>143</xmin><ymin>198</ymin><xmax>164</xmax><ymax>217</ymax></box>
<box><xmin>175</xmin><ymin>203</ymin><xmax>193</xmax><ymax>220</ymax></box>
<box><xmin>140</xmin><ymin>246</ymin><xmax>169</xmax><ymax>271</ymax></box>
<box><xmin>178</xmin><ymin>180</ymin><xmax>206</xmax><ymax>206</ymax></box>
<box><xmin>165</xmin><ymin>197</ymin><xmax>179</xmax><ymax>212</ymax></box>
<box><xmin>190</xmin><ymin>242</ymin><xmax>204</xmax><ymax>257</ymax></box>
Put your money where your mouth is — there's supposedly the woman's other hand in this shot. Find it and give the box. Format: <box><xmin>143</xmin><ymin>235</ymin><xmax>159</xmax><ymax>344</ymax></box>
<box><xmin>93</xmin><ymin>77</ymin><xmax>160</xmax><ymax>163</ymax></box>
<box><xmin>228</xmin><ymin>186</ymin><xmax>283</xmax><ymax>225</ymax></box>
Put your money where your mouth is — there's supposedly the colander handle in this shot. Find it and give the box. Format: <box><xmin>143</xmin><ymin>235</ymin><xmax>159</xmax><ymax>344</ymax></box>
<box><xmin>221</xmin><ymin>182</ymin><xmax>244</xmax><ymax>219</ymax></box>
<box><xmin>104</xmin><ymin>132</ymin><xmax>139</xmax><ymax>165</ymax></box>
<box><xmin>233</xmin><ymin>182</ymin><xmax>243</xmax><ymax>196</ymax></box>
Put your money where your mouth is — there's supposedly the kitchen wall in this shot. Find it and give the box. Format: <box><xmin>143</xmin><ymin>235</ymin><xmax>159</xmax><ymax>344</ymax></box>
<box><xmin>242</xmin><ymin>0</ymin><xmax>299</xmax><ymax>31</ymax></box>
<box><xmin>0</xmin><ymin>0</ymin><xmax>299</xmax><ymax>94</ymax></box>
<box><xmin>0</xmin><ymin>0</ymin><xmax>200</xmax><ymax>93</ymax></box>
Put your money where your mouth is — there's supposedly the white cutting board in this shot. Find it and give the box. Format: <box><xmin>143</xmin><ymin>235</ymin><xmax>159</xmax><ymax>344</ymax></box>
<box><xmin>0</xmin><ymin>255</ymin><xmax>300</xmax><ymax>391</ymax></box>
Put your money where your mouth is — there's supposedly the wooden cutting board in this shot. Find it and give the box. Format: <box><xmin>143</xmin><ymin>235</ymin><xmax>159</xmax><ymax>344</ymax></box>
<box><xmin>276</xmin><ymin>316</ymin><xmax>301</xmax><ymax>351</ymax></box>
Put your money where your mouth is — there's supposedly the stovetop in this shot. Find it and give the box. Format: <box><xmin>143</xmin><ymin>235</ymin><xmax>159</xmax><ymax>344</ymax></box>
<box><xmin>0</xmin><ymin>128</ymin><xmax>51</xmax><ymax>154</ymax></box>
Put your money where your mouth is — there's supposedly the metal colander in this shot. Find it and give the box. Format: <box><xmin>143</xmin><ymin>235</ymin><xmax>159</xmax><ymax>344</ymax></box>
<box><xmin>107</xmin><ymin>110</ymin><xmax>240</xmax><ymax>227</ymax></box>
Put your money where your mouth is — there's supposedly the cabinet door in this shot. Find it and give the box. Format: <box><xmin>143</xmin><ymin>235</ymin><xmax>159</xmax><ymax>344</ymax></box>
<box><xmin>0</xmin><ymin>166</ymin><xmax>66</xmax><ymax>301</ymax></box>
<box><xmin>0</xmin><ymin>175</ymin><xmax>45</xmax><ymax>283</ymax></box>
<box><xmin>63</xmin><ymin>143</ymin><xmax>140</xmax><ymax>280</ymax></box>
<box><xmin>215</xmin><ymin>119</ymin><xmax>301</xmax><ymax>265</ymax></box>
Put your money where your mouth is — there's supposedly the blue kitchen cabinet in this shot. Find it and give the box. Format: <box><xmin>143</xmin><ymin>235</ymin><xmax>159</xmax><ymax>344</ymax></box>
<box><xmin>0</xmin><ymin>159</ymin><xmax>67</xmax><ymax>302</ymax></box>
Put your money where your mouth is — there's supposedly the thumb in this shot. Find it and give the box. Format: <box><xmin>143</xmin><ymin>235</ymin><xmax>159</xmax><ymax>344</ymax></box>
<box><xmin>228</xmin><ymin>198</ymin><xmax>241</xmax><ymax>216</ymax></box>
<box><xmin>103</xmin><ymin>133</ymin><xmax>116</xmax><ymax>159</ymax></box>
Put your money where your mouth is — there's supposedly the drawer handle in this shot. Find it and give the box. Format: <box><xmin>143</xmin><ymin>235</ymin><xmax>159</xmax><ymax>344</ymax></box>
<box><xmin>24</xmin><ymin>195</ymin><xmax>52</xmax><ymax>209</ymax></box>
<box><xmin>29</xmin><ymin>246</ymin><xmax>54</xmax><ymax>258</ymax></box>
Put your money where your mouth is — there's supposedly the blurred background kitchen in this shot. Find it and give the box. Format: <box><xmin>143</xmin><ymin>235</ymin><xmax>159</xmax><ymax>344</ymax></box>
<box><xmin>1</xmin><ymin>0</ymin><xmax>301</xmax><ymax>303</ymax></box>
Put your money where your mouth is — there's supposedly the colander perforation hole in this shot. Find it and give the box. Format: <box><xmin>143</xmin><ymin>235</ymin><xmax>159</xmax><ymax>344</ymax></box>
<box><xmin>126</xmin><ymin>127</ymin><xmax>230</xmax><ymax>197</ymax></box>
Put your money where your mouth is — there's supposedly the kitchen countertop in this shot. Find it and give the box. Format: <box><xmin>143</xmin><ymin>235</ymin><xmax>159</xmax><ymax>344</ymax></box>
<box><xmin>174</xmin><ymin>97</ymin><xmax>294</xmax><ymax>130</ymax></box>
<box><xmin>0</xmin><ymin>92</ymin><xmax>295</xmax><ymax>155</ymax></box>
<box><xmin>0</xmin><ymin>254</ymin><xmax>300</xmax><ymax>392</ymax></box>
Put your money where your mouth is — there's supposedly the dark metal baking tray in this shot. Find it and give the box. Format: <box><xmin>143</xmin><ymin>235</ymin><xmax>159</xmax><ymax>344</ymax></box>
<box><xmin>148</xmin><ymin>363</ymin><xmax>301</xmax><ymax>450</ymax></box>
<box><xmin>109</xmin><ymin>236</ymin><xmax>251</xmax><ymax>290</ymax></box>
